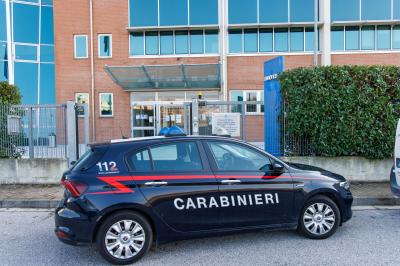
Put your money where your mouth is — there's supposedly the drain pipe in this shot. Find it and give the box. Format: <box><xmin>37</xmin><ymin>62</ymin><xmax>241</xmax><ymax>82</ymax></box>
<box><xmin>89</xmin><ymin>0</ymin><xmax>96</xmax><ymax>141</ymax></box>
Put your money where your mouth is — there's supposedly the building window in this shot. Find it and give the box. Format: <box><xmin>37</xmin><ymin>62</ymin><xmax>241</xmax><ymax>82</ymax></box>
<box><xmin>14</xmin><ymin>44</ymin><xmax>38</xmax><ymax>62</ymax></box>
<box><xmin>290</xmin><ymin>0</ymin><xmax>314</xmax><ymax>22</ymax></box>
<box><xmin>290</xmin><ymin>28</ymin><xmax>304</xmax><ymax>52</ymax></box>
<box><xmin>361</xmin><ymin>0</ymin><xmax>391</xmax><ymax>21</ymax></box>
<box><xmin>159</xmin><ymin>0</ymin><xmax>188</xmax><ymax>26</ymax></box>
<box><xmin>332</xmin><ymin>25</ymin><xmax>400</xmax><ymax>52</ymax></box>
<box><xmin>13</xmin><ymin>3</ymin><xmax>39</xmax><ymax>44</ymax></box>
<box><xmin>228</xmin><ymin>0</ymin><xmax>257</xmax><ymax>24</ymax></box>
<box><xmin>274</xmin><ymin>28</ymin><xmax>289</xmax><ymax>52</ymax></box>
<box><xmin>259</xmin><ymin>29</ymin><xmax>273</xmax><ymax>52</ymax></box>
<box><xmin>129</xmin><ymin>0</ymin><xmax>158</xmax><ymax>27</ymax></box>
<box><xmin>74</xmin><ymin>35</ymin><xmax>88</xmax><ymax>59</ymax></box>
<box><xmin>129</xmin><ymin>30</ymin><xmax>218</xmax><ymax>56</ymax></box>
<box><xmin>0</xmin><ymin>1</ymin><xmax>6</xmax><ymax>42</ymax></box>
<box><xmin>361</xmin><ymin>26</ymin><xmax>375</xmax><ymax>50</ymax></box>
<box><xmin>244</xmin><ymin>29</ymin><xmax>258</xmax><ymax>53</ymax></box>
<box><xmin>395</xmin><ymin>0</ymin><xmax>400</xmax><ymax>20</ymax></box>
<box><xmin>228</xmin><ymin>29</ymin><xmax>242</xmax><ymax>53</ymax></box>
<box><xmin>345</xmin><ymin>26</ymin><xmax>360</xmax><ymax>50</ymax></box>
<box><xmin>99</xmin><ymin>93</ymin><xmax>113</xmax><ymax>117</ymax></box>
<box><xmin>189</xmin><ymin>0</ymin><xmax>218</xmax><ymax>25</ymax></box>
<box><xmin>259</xmin><ymin>0</ymin><xmax>288</xmax><ymax>23</ymax></box>
<box><xmin>98</xmin><ymin>34</ymin><xmax>112</xmax><ymax>58</ymax></box>
<box><xmin>331</xmin><ymin>0</ymin><xmax>359</xmax><ymax>22</ymax></box>
<box><xmin>75</xmin><ymin>93</ymin><xmax>89</xmax><ymax>116</ymax></box>
<box><xmin>230</xmin><ymin>90</ymin><xmax>263</xmax><ymax>114</ymax></box>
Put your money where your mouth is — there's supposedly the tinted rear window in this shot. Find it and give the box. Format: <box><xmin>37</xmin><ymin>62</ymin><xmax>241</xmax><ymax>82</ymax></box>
<box><xmin>71</xmin><ymin>147</ymin><xmax>106</xmax><ymax>172</ymax></box>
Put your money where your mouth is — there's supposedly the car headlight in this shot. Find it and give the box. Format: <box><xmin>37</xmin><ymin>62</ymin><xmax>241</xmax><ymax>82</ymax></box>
<box><xmin>339</xmin><ymin>181</ymin><xmax>350</xmax><ymax>190</ymax></box>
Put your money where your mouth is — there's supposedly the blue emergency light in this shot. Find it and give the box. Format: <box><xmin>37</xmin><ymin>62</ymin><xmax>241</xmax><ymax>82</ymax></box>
<box><xmin>158</xmin><ymin>126</ymin><xmax>187</xmax><ymax>137</ymax></box>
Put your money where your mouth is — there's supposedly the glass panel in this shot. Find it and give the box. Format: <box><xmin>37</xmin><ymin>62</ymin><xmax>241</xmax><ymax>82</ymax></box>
<box><xmin>13</xmin><ymin>3</ymin><xmax>39</xmax><ymax>44</ymax></box>
<box><xmin>393</xmin><ymin>26</ymin><xmax>400</xmax><ymax>49</ymax></box>
<box><xmin>259</xmin><ymin>0</ymin><xmax>288</xmax><ymax>23</ymax></box>
<box><xmin>40</xmin><ymin>45</ymin><xmax>54</xmax><ymax>62</ymax></box>
<box><xmin>41</xmin><ymin>0</ymin><xmax>53</xmax><ymax>6</ymax></box>
<box><xmin>99</xmin><ymin>35</ymin><xmax>111</xmax><ymax>57</ymax></box>
<box><xmin>205</xmin><ymin>30</ymin><xmax>219</xmax><ymax>54</ymax></box>
<box><xmin>150</xmin><ymin>142</ymin><xmax>203</xmax><ymax>171</ymax></box>
<box><xmin>229</xmin><ymin>29</ymin><xmax>242</xmax><ymax>53</ymax></box>
<box><xmin>130</xmin><ymin>149</ymin><xmax>152</xmax><ymax>172</ymax></box>
<box><xmin>246</xmin><ymin>91</ymin><xmax>257</xmax><ymax>112</ymax></box>
<box><xmin>305</xmin><ymin>28</ymin><xmax>316</xmax><ymax>51</ymax></box>
<box><xmin>230</xmin><ymin>90</ymin><xmax>243</xmax><ymax>113</ymax></box>
<box><xmin>132</xmin><ymin>92</ymin><xmax>156</xmax><ymax>102</ymax></box>
<box><xmin>395</xmin><ymin>0</ymin><xmax>400</xmax><ymax>20</ymax></box>
<box><xmin>160</xmin><ymin>31</ymin><xmax>173</xmax><ymax>55</ymax></box>
<box><xmin>0</xmin><ymin>42</ymin><xmax>7</xmax><ymax>61</ymax></box>
<box><xmin>290</xmin><ymin>0</ymin><xmax>314</xmax><ymax>22</ymax></box>
<box><xmin>190</xmin><ymin>30</ymin><xmax>203</xmax><ymax>54</ymax></box>
<box><xmin>244</xmin><ymin>29</ymin><xmax>258</xmax><ymax>53</ymax></box>
<box><xmin>133</xmin><ymin>130</ymin><xmax>155</xmax><ymax>138</ymax></box>
<box><xmin>208</xmin><ymin>142</ymin><xmax>271</xmax><ymax>171</ymax></box>
<box><xmin>129</xmin><ymin>0</ymin><xmax>158</xmax><ymax>27</ymax></box>
<box><xmin>190</xmin><ymin>0</ymin><xmax>218</xmax><ymax>25</ymax></box>
<box><xmin>361</xmin><ymin>26</ymin><xmax>375</xmax><ymax>50</ymax></box>
<box><xmin>361</xmin><ymin>0</ymin><xmax>391</xmax><ymax>20</ymax></box>
<box><xmin>274</xmin><ymin>28</ymin><xmax>288</xmax><ymax>52</ymax></box>
<box><xmin>259</xmin><ymin>29</ymin><xmax>273</xmax><ymax>52</ymax></box>
<box><xmin>133</xmin><ymin>105</ymin><xmax>155</xmax><ymax>127</ymax></box>
<box><xmin>145</xmin><ymin>31</ymin><xmax>158</xmax><ymax>55</ymax></box>
<box><xmin>159</xmin><ymin>0</ymin><xmax>188</xmax><ymax>26</ymax></box>
<box><xmin>74</xmin><ymin>35</ymin><xmax>87</xmax><ymax>58</ymax></box>
<box><xmin>175</xmin><ymin>31</ymin><xmax>189</xmax><ymax>54</ymax></box>
<box><xmin>130</xmin><ymin>32</ymin><xmax>144</xmax><ymax>55</ymax></box>
<box><xmin>228</xmin><ymin>0</ymin><xmax>257</xmax><ymax>24</ymax></box>
<box><xmin>14</xmin><ymin>62</ymin><xmax>38</xmax><ymax>104</ymax></box>
<box><xmin>290</xmin><ymin>28</ymin><xmax>304</xmax><ymax>52</ymax></box>
<box><xmin>345</xmin><ymin>26</ymin><xmax>360</xmax><ymax>50</ymax></box>
<box><xmin>40</xmin><ymin>63</ymin><xmax>55</xmax><ymax>104</ymax></box>
<box><xmin>0</xmin><ymin>1</ymin><xmax>6</xmax><ymax>41</ymax></box>
<box><xmin>331</xmin><ymin>26</ymin><xmax>344</xmax><ymax>51</ymax></box>
<box><xmin>331</xmin><ymin>0</ymin><xmax>359</xmax><ymax>21</ymax></box>
<box><xmin>15</xmin><ymin>45</ymin><xmax>37</xmax><ymax>61</ymax></box>
<box><xmin>158</xmin><ymin>91</ymin><xmax>185</xmax><ymax>101</ymax></box>
<box><xmin>377</xmin><ymin>26</ymin><xmax>390</xmax><ymax>50</ymax></box>
<box><xmin>100</xmin><ymin>93</ymin><xmax>113</xmax><ymax>116</ymax></box>
<box><xmin>0</xmin><ymin>60</ymin><xmax>8</xmax><ymax>81</ymax></box>
<box><xmin>41</xmin><ymin>6</ymin><xmax>54</xmax><ymax>44</ymax></box>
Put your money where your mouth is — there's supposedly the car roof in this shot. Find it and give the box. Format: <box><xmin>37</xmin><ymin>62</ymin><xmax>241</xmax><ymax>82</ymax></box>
<box><xmin>90</xmin><ymin>135</ymin><xmax>243</xmax><ymax>148</ymax></box>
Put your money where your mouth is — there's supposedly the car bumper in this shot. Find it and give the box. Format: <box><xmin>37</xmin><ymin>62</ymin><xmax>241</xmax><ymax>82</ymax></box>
<box><xmin>54</xmin><ymin>200</ymin><xmax>94</xmax><ymax>245</ymax></box>
<box><xmin>340</xmin><ymin>190</ymin><xmax>353</xmax><ymax>223</ymax></box>
<box><xmin>390</xmin><ymin>167</ymin><xmax>400</xmax><ymax>198</ymax></box>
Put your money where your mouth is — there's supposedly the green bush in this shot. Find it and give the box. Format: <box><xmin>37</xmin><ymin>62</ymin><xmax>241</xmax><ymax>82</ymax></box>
<box><xmin>0</xmin><ymin>82</ymin><xmax>23</xmax><ymax>158</ymax></box>
<box><xmin>279</xmin><ymin>65</ymin><xmax>400</xmax><ymax>159</ymax></box>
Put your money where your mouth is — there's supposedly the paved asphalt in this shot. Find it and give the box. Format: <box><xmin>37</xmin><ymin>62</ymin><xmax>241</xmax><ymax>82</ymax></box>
<box><xmin>0</xmin><ymin>208</ymin><xmax>399</xmax><ymax>266</ymax></box>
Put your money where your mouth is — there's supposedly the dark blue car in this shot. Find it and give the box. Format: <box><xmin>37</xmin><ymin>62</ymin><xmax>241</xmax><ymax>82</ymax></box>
<box><xmin>55</xmin><ymin>134</ymin><xmax>353</xmax><ymax>264</ymax></box>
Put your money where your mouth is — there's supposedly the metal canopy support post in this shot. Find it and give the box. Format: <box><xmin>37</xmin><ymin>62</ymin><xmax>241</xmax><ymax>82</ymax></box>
<box><xmin>181</xmin><ymin>64</ymin><xmax>188</xmax><ymax>88</ymax></box>
<box><xmin>241</xmin><ymin>102</ymin><xmax>246</xmax><ymax>141</ymax></box>
<box><xmin>66</xmin><ymin>101</ymin><xmax>78</xmax><ymax>165</ymax></box>
<box><xmin>191</xmin><ymin>99</ymin><xmax>199</xmax><ymax>136</ymax></box>
<box><xmin>141</xmin><ymin>65</ymin><xmax>155</xmax><ymax>87</ymax></box>
<box><xmin>28</xmin><ymin>107</ymin><xmax>34</xmax><ymax>159</ymax></box>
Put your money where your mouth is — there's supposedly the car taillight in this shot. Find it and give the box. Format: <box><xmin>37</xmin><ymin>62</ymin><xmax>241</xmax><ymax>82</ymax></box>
<box><xmin>61</xmin><ymin>179</ymin><xmax>88</xmax><ymax>197</ymax></box>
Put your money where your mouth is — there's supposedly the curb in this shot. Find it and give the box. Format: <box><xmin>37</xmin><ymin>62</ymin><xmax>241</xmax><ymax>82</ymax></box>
<box><xmin>0</xmin><ymin>200</ymin><xmax>59</xmax><ymax>209</ymax></box>
<box><xmin>0</xmin><ymin>197</ymin><xmax>399</xmax><ymax>209</ymax></box>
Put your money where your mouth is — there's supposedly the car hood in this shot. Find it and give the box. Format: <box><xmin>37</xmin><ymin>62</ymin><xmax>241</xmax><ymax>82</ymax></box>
<box><xmin>284</xmin><ymin>162</ymin><xmax>346</xmax><ymax>181</ymax></box>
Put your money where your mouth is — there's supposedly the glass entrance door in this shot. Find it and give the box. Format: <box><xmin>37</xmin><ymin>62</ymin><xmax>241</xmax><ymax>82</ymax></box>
<box><xmin>132</xmin><ymin>103</ymin><xmax>156</xmax><ymax>137</ymax></box>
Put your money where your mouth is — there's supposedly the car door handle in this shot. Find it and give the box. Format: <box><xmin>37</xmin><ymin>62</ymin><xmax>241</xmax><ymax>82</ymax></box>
<box><xmin>144</xmin><ymin>181</ymin><xmax>168</xmax><ymax>186</ymax></box>
<box><xmin>220</xmin><ymin>179</ymin><xmax>241</xmax><ymax>184</ymax></box>
<box><xmin>295</xmin><ymin>183</ymin><xmax>305</xmax><ymax>188</ymax></box>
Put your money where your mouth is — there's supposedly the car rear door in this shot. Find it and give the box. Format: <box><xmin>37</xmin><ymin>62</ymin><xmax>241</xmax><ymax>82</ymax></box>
<box><xmin>127</xmin><ymin>140</ymin><xmax>220</xmax><ymax>232</ymax></box>
<box><xmin>204</xmin><ymin>140</ymin><xmax>295</xmax><ymax>228</ymax></box>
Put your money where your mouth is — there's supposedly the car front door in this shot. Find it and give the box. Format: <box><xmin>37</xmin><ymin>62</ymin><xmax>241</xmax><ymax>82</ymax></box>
<box><xmin>204</xmin><ymin>140</ymin><xmax>295</xmax><ymax>228</ymax></box>
<box><xmin>127</xmin><ymin>140</ymin><xmax>220</xmax><ymax>232</ymax></box>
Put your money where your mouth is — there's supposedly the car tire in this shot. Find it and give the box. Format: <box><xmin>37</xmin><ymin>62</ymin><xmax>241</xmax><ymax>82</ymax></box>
<box><xmin>97</xmin><ymin>211</ymin><xmax>153</xmax><ymax>265</ymax></box>
<box><xmin>298</xmin><ymin>195</ymin><xmax>341</xmax><ymax>239</ymax></box>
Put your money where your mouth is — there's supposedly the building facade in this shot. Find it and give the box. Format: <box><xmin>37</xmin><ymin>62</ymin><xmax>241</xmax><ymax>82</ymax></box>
<box><xmin>50</xmin><ymin>0</ymin><xmax>400</xmax><ymax>142</ymax></box>
<box><xmin>0</xmin><ymin>0</ymin><xmax>55</xmax><ymax>104</ymax></box>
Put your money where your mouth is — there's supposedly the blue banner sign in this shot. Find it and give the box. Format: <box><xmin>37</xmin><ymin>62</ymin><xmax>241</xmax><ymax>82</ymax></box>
<box><xmin>264</xmin><ymin>56</ymin><xmax>285</xmax><ymax>156</ymax></box>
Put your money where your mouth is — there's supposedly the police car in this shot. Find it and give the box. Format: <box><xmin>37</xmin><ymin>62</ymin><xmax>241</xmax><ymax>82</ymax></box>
<box><xmin>391</xmin><ymin>119</ymin><xmax>400</xmax><ymax>197</ymax></box>
<box><xmin>55</xmin><ymin>127</ymin><xmax>353</xmax><ymax>265</ymax></box>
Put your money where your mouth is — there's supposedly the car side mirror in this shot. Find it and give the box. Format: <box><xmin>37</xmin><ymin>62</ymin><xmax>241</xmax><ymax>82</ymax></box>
<box><xmin>272</xmin><ymin>162</ymin><xmax>284</xmax><ymax>172</ymax></box>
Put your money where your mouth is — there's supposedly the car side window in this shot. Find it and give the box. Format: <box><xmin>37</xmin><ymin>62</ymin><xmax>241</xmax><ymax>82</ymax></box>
<box><xmin>130</xmin><ymin>149</ymin><xmax>152</xmax><ymax>171</ymax></box>
<box><xmin>149</xmin><ymin>142</ymin><xmax>203</xmax><ymax>171</ymax></box>
<box><xmin>208</xmin><ymin>141</ymin><xmax>272</xmax><ymax>171</ymax></box>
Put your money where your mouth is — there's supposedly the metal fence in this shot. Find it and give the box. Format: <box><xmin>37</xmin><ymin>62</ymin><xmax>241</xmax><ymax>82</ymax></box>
<box><xmin>0</xmin><ymin>104</ymin><xmax>68</xmax><ymax>159</ymax></box>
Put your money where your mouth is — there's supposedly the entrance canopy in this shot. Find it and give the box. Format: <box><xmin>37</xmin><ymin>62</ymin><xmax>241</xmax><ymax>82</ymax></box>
<box><xmin>105</xmin><ymin>63</ymin><xmax>221</xmax><ymax>90</ymax></box>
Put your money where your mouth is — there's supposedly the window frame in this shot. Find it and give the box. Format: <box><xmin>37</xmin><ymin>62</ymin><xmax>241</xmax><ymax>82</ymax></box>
<box><xmin>99</xmin><ymin>92</ymin><xmax>114</xmax><ymax>117</ymax></box>
<box><xmin>230</xmin><ymin>90</ymin><xmax>264</xmax><ymax>114</ymax></box>
<box><xmin>98</xmin><ymin>33</ymin><xmax>112</xmax><ymax>58</ymax></box>
<box><xmin>13</xmin><ymin>43</ymin><xmax>39</xmax><ymax>63</ymax></box>
<box><xmin>74</xmin><ymin>34</ymin><xmax>88</xmax><ymax>59</ymax></box>
<box><xmin>204</xmin><ymin>140</ymin><xmax>273</xmax><ymax>173</ymax></box>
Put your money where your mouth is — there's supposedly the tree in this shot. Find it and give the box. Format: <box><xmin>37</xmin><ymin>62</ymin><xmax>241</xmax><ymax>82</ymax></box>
<box><xmin>0</xmin><ymin>82</ymin><xmax>23</xmax><ymax>158</ymax></box>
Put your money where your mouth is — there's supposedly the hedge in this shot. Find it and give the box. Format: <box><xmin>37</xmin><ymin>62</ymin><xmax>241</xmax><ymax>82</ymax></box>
<box><xmin>279</xmin><ymin>65</ymin><xmax>400</xmax><ymax>159</ymax></box>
